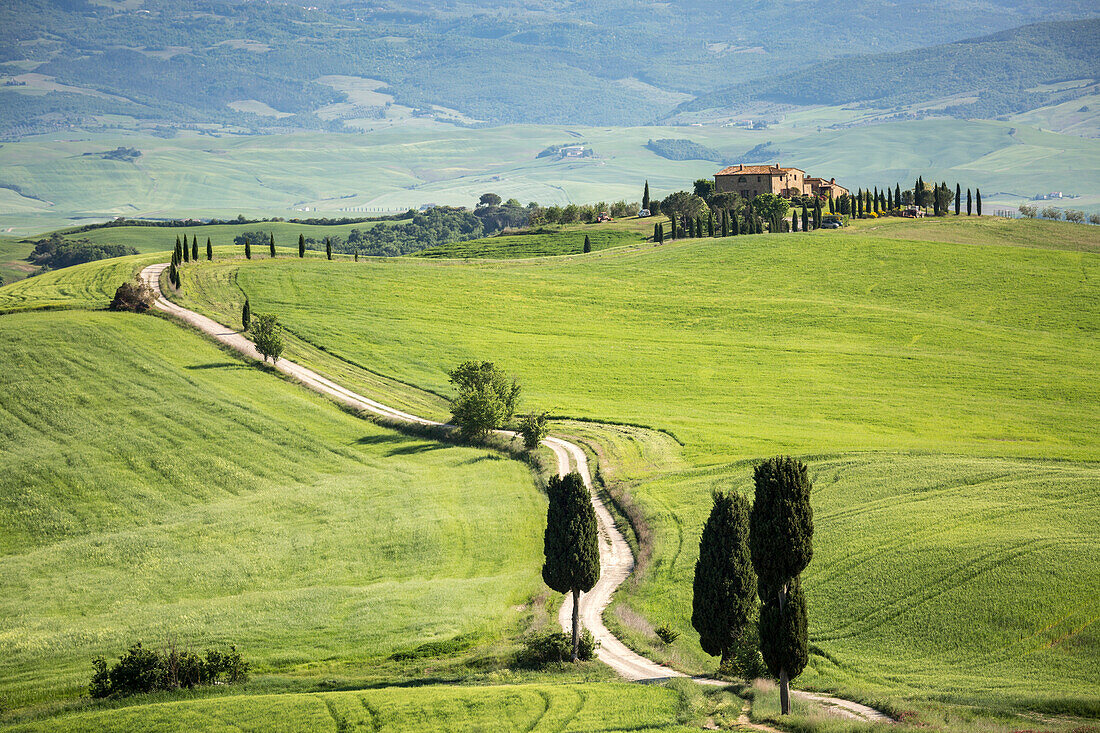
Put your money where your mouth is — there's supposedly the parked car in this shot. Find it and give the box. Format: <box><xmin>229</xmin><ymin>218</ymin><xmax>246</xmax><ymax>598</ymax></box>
<box><xmin>820</xmin><ymin>215</ymin><xmax>843</xmax><ymax>229</ymax></box>
<box><xmin>637</xmin><ymin>208</ymin><xmax>651</xmax><ymax>217</ymax></box>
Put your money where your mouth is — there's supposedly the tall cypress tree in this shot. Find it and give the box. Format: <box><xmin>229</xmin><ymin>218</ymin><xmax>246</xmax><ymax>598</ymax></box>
<box><xmin>895</xmin><ymin>184</ymin><xmax>902</xmax><ymax>209</ymax></box>
<box><xmin>245</xmin><ymin>237</ymin><xmax>252</xmax><ymax>260</ymax></box>
<box><xmin>828</xmin><ymin>195</ymin><xmax>835</xmax><ymax>214</ymax></box>
<box><xmin>697</xmin><ymin>216</ymin><xmax>704</xmax><ymax>238</ymax></box>
<box><xmin>583</xmin><ymin>234</ymin><xmax>592</xmax><ymax>253</ymax></box>
<box><xmin>241</xmin><ymin>298</ymin><xmax>251</xmax><ymax>332</ymax></box>
<box><xmin>269</xmin><ymin>233</ymin><xmax>276</xmax><ymax>258</ymax></box>
<box><xmin>814</xmin><ymin>200</ymin><xmax>822</xmax><ymax>229</ymax></box>
<box><xmin>976</xmin><ymin>188</ymin><xmax>982</xmax><ymax>216</ymax></box>
<box><xmin>191</xmin><ymin>235</ymin><xmax>198</xmax><ymax>261</ymax></box>
<box><xmin>857</xmin><ymin>192</ymin><xmax>863</xmax><ymax>218</ymax></box>
<box><xmin>801</xmin><ymin>205</ymin><xmax>809</xmax><ymax>232</ymax></box>
<box><xmin>642</xmin><ymin>180</ymin><xmax>651</xmax><ymax>212</ymax></box>
<box><xmin>325</xmin><ymin>237</ymin><xmax>332</xmax><ymax>260</ymax></box>
<box><xmin>693</xmin><ymin>491</ymin><xmax>757</xmax><ymax>669</ymax></box>
<box><xmin>542</xmin><ymin>471</ymin><xmax>600</xmax><ymax>661</ymax></box>
<box><xmin>750</xmin><ymin>456</ymin><xmax>814</xmax><ymax>716</ymax></box>
<box><xmin>206</xmin><ymin>237</ymin><xmax>213</xmax><ymax>261</ymax></box>
<box><xmin>872</xmin><ymin>187</ymin><xmax>879</xmax><ymax>214</ymax></box>
<box><xmin>731</xmin><ymin>212</ymin><xmax>740</xmax><ymax>236</ymax></box>
<box><xmin>792</xmin><ymin>208</ymin><xmax>799</xmax><ymax>232</ymax></box>
<box><xmin>657</xmin><ymin>223</ymin><xmax>664</xmax><ymax>244</ymax></box>
<box><xmin>299</xmin><ymin>233</ymin><xmax>305</xmax><ymax>258</ymax></box>
<box><xmin>708</xmin><ymin>211</ymin><xmax>715</xmax><ymax>237</ymax></box>
<box><xmin>955</xmin><ymin>183</ymin><xmax>961</xmax><ymax>215</ymax></box>
<box><xmin>182</xmin><ymin>235</ymin><xmax>190</xmax><ymax>262</ymax></box>
<box><xmin>967</xmin><ymin>189</ymin><xmax>973</xmax><ymax>215</ymax></box>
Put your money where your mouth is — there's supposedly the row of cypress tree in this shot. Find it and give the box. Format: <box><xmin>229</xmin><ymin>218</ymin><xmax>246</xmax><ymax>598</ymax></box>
<box><xmin>838</xmin><ymin>179</ymin><xmax>983</xmax><ymax>217</ymax></box>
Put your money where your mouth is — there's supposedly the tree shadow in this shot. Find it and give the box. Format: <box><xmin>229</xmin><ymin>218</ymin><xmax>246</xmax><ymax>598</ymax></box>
<box><xmin>184</xmin><ymin>362</ymin><xmax>247</xmax><ymax>370</ymax></box>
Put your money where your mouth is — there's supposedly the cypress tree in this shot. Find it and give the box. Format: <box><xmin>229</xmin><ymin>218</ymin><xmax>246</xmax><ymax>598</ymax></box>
<box><xmin>191</xmin><ymin>236</ymin><xmax>198</xmax><ymax>262</ymax></box>
<box><xmin>241</xmin><ymin>298</ymin><xmax>251</xmax><ymax>332</ymax></box>
<box><xmin>642</xmin><ymin>180</ymin><xmax>651</xmax><ymax>212</ymax></box>
<box><xmin>542</xmin><ymin>471</ymin><xmax>600</xmax><ymax>661</ymax></box>
<box><xmin>657</xmin><ymin>223</ymin><xmax>664</xmax><ymax>244</ymax></box>
<box><xmin>872</xmin><ymin>187</ymin><xmax>879</xmax><ymax>214</ymax></box>
<box><xmin>857</xmin><ymin>192</ymin><xmax>863</xmax><ymax>219</ymax></box>
<box><xmin>245</xmin><ymin>238</ymin><xmax>252</xmax><ymax>260</ymax></box>
<box><xmin>182</xmin><ymin>235</ymin><xmax>190</xmax><ymax>262</ymax></box>
<box><xmin>168</xmin><ymin>262</ymin><xmax>178</xmax><ymax>289</ymax></box>
<box><xmin>967</xmin><ymin>189</ymin><xmax>973</xmax><ymax>215</ymax></box>
<box><xmin>325</xmin><ymin>237</ymin><xmax>332</xmax><ymax>260</ymax></box>
<box><xmin>583</xmin><ymin>234</ymin><xmax>592</xmax><ymax>253</ymax></box>
<box><xmin>354</xmin><ymin>251</ymin><xmax>359</xmax><ymax>262</ymax></box>
<box><xmin>801</xmin><ymin>205</ymin><xmax>809</xmax><ymax>232</ymax></box>
<box><xmin>299</xmin><ymin>233</ymin><xmax>305</xmax><ymax>258</ymax></box>
<box><xmin>206</xmin><ymin>237</ymin><xmax>212</xmax><ymax>261</ymax></box>
<box><xmin>721</xmin><ymin>210</ymin><xmax>729</xmax><ymax>237</ymax></box>
<box><xmin>731</xmin><ymin>212</ymin><xmax>739</xmax><ymax>236</ymax></box>
<box><xmin>750</xmin><ymin>456</ymin><xmax>814</xmax><ymax>716</ymax></box>
<box><xmin>828</xmin><ymin>195</ymin><xmax>835</xmax><ymax>214</ymax></box>
<box><xmin>976</xmin><ymin>188</ymin><xmax>982</xmax><ymax>216</ymax></box>
<box><xmin>708</xmin><ymin>211</ymin><xmax>715</xmax><ymax>237</ymax></box>
<box><xmin>895</xmin><ymin>183</ymin><xmax>902</xmax><ymax>208</ymax></box>
<box><xmin>697</xmin><ymin>216</ymin><xmax>704</xmax><ymax>238</ymax></box>
<box><xmin>269</xmin><ymin>233</ymin><xmax>276</xmax><ymax>258</ymax></box>
<box><xmin>955</xmin><ymin>183</ymin><xmax>961</xmax><ymax>215</ymax></box>
<box><xmin>692</xmin><ymin>491</ymin><xmax>757</xmax><ymax>669</ymax></box>
<box><xmin>814</xmin><ymin>200</ymin><xmax>822</xmax><ymax>229</ymax></box>
<box><xmin>792</xmin><ymin>208</ymin><xmax>799</xmax><ymax>232</ymax></box>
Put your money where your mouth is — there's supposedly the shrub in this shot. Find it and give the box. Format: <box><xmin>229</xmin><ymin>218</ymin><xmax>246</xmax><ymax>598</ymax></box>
<box><xmin>90</xmin><ymin>642</ymin><xmax>249</xmax><ymax>699</ymax></box>
<box><xmin>517</xmin><ymin>629</ymin><xmax>597</xmax><ymax>667</ymax></box>
<box><xmin>518</xmin><ymin>411</ymin><xmax>549</xmax><ymax>450</ymax></box>
<box><xmin>655</xmin><ymin>623</ymin><xmax>680</xmax><ymax>644</ymax></box>
<box><xmin>109</xmin><ymin>278</ymin><xmax>156</xmax><ymax>312</ymax></box>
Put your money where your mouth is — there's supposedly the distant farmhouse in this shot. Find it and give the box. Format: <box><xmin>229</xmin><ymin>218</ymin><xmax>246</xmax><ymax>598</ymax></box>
<box><xmin>715</xmin><ymin>164</ymin><xmax>848</xmax><ymax>200</ymax></box>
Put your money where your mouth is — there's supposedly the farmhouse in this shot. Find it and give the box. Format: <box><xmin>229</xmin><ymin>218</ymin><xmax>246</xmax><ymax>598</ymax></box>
<box><xmin>714</xmin><ymin>164</ymin><xmax>849</xmax><ymax>200</ymax></box>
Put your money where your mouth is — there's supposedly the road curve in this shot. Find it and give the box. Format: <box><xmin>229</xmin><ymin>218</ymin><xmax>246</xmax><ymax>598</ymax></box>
<box><xmin>140</xmin><ymin>263</ymin><xmax>892</xmax><ymax>723</ymax></box>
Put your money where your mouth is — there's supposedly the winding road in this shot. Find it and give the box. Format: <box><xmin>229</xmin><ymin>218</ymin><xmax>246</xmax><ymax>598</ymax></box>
<box><xmin>140</xmin><ymin>262</ymin><xmax>891</xmax><ymax>723</ymax></box>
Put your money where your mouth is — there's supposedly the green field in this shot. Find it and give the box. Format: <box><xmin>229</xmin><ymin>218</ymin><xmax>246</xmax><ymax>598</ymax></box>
<box><xmin>156</xmin><ymin>217</ymin><xmax>1100</xmax><ymax>719</ymax></box>
<box><xmin>2</xmin><ymin>116</ymin><xmax>1099</xmax><ymax>236</ymax></box>
<box><xmin>413</xmin><ymin>222</ymin><xmax>649</xmax><ymax>259</ymax></box>
<box><xmin>0</xmin><ymin>310</ymin><xmax>546</xmax><ymax>712</ymax></box>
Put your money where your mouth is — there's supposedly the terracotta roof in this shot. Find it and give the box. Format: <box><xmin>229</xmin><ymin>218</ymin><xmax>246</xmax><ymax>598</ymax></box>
<box><xmin>716</xmin><ymin>164</ymin><xmax>804</xmax><ymax>175</ymax></box>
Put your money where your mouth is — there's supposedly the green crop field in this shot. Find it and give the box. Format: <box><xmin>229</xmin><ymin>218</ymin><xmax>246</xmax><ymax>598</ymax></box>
<box><xmin>154</xmin><ymin>217</ymin><xmax>1100</xmax><ymax>720</ymax></box>
<box><xmin>2</xmin><ymin>116</ymin><xmax>1099</xmax><ymax>237</ymax></box>
<box><xmin>0</xmin><ymin>310</ymin><xmax>546</xmax><ymax>713</ymax></box>
<box><xmin>0</xmin><ymin>681</ymin><xmax>710</xmax><ymax>732</ymax></box>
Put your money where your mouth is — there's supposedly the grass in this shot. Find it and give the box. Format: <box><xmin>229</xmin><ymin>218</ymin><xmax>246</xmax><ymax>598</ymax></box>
<box><xmin>0</xmin><ymin>681</ymin><xmax>705</xmax><ymax>732</ymax></box>
<box><xmin>0</xmin><ymin>310</ymin><xmax>545</xmax><ymax>711</ymax></box>
<box><xmin>2</xmin><ymin>116</ymin><xmax>1098</xmax><ymax>236</ymax></box>
<box><xmin>162</xmin><ymin>217</ymin><xmax>1100</xmax><ymax>718</ymax></box>
<box><xmin>412</xmin><ymin>220</ymin><xmax>650</xmax><ymax>259</ymax></box>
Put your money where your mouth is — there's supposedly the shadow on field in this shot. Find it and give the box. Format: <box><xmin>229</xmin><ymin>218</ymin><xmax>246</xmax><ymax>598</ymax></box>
<box><xmin>386</xmin><ymin>442</ymin><xmax>449</xmax><ymax>456</ymax></box>
<box><xmin>185</xmin><ymin>362</ymin><xmax>249</xmax><ymax>370</ymax></box>
<box><xmin>356</xmin><ymin>433</ymin><xmax>408</xmax><ymax>445</ymax></box>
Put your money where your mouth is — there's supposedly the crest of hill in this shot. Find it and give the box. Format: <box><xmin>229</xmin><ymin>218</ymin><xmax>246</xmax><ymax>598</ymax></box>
<box><xmin>679</xmin><ymin>18</ymin><xmax>1100</xmax><ymax>120</ymax></box>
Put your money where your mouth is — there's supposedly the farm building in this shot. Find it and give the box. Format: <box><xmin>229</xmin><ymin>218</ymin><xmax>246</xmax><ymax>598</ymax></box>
<box><xmin>715</xmin><ymin>164</ymin><xmax>849</xmax><ymax>199</ymax></box>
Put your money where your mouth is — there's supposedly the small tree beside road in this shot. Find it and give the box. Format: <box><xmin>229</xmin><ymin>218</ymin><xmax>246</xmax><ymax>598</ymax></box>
<box><xmin>448</xmin><ymin>360</ymin><xmax>520</xmax><ymax>440</ymax></box>
<box><xmin>251</xmin><ymin>313</ymin><xmax>284</xmax><ymax>363</ymax></box>
<box><xmin>542</xmin><ymin>471</ymin><xmax>600</xmax><ymax>661</ymax></box>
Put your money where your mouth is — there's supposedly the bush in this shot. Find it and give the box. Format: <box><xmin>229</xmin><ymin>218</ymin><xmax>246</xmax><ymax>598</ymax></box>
<box><xmin>517</xmin><ymin>629</ymin><xmax>597</xmax><ymax>667</ymax></box>
<box><xmin>655</xmin><ymin>623</ymin><xmax>680</xmax><ymax>644</ymax></box>
<box><xmin>518</xmin><ymin>411</ymin><xmax>549</xmax><ymax>450</ymax></box>
<box><xmin>89</xmin><ymin>642</ymin><xmax>249</xmax><ymax>698</ymax></box>
<box><xmin>109</xmin><ymin>278</ymin><xmax>156</xmax><ymax>312</ymax></box>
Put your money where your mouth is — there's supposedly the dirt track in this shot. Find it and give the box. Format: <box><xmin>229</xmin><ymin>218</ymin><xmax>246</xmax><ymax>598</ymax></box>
<box><xmin>140</xmin><ymin>262</ymin><xmax>892</xmax><ymax>723</ymax></box>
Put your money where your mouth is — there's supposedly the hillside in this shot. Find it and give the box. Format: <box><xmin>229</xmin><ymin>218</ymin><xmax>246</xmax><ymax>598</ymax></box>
<box><xmin>2</xmin><ymin>1</ymin><xmax>1097</xmax><ymax>135</ymax></box>
<box><xmin>159</xmin><ymin>217</ymin><xmax>1100</xmax><ymax>719</ymax></box>
<box><xmin>681</xmin><ymin>19</ymin><xmax>1100</xmax><ymax>122</ymax></box>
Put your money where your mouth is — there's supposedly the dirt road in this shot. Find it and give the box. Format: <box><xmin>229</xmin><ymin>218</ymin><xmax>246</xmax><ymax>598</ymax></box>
<box><xmin>140</xmin><ymin>262</ymin><xmax>892</xmax><ymax>723</ymax></box>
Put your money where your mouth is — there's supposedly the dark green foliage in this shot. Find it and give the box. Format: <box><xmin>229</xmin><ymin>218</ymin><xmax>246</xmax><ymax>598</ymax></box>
<box><xmin>109</xmin><ymin>278</ymin><xmax>155</xmax><ymax>313</ymax></box>
<box><xmin>191</xmin><ymin>236</ymin><xmax>198</xmax><ymax>261</ymax></box>
<box><xmin>448</xmin><ymin>360</ymin><xmax>520</xmax><ymax>440</ymax></box>
<box><xmin>298</xmin><ymin>233</ymin><xmax>305</xmax><ymax>258</ymax></box>
<box><xmin>792</xmin><ymin>209</ymin><xmax>798</xmax><ymax>232</ymax></box>
<box><xmin>583</xmin><ymin>235</ymin><xmax>591</xmax><ymax>253</ymax></box>
<box><xmin>167</xmin><ymin>262</ymin><xmax>179</xmax><ymax>289</ymax></box>
<box><xmin>934</xmin><ymin>181</ymin><xmax>952</xmax><ymax>216</ymax></box>
<box><xmin>206</xmin><ymin>237</ymin><xmax>213</xmax><ymax>260</ymax></box>
<box><xmin>241</xmin><ymin>298</ymin><xmax>251</xmax><ymax>332</ymax></box>
<box><xmin>182</xmin><ymin>236</ymin><xmax>189</xmax><ymax>262</ymax></box>
<box><xmin>642</xmin><ymin>180</ymin><xmax>650</xmax><ymax>212</ymax></box>
<box><xmin>269</xmin><ymin>233</ymin><xmax>276</xmax><ymax>257</ymax></box>
<box><xmin>325</xmin><ymin>237</ymin><xmax>332</xmax><ymax>260</ymax></box>
<box><xmin>251</xmin><ymin>313</ymin><xmax>284</xmax><ymax>363</ymax></box>
<box><xmin>895</xmin><ymin>184</ymin><xmax>902</xmax><ymax>207</ymax></box>
<box><xmin>657</xmin><ymin>223</ymin><xmax>664</xmax><ymax>244</ymax></box>
<box><xmin>976</xmin><ymin>188</ymin><xmax>982</xmax><ymax>216</ymax></box>
<box><xmin>174</xmin><ymin>235</ymin><xmax>181</xmax><ymax>262</ymax></box>
<box><xmin>967</xmin><ymin>188</ymin><xmax>973</xmax><ymax>215</ymax></box>
<box><xmin>655</xmin><ymin>623</ymin><xmax>680</xmax><ymax>644</ymax></box>
<box><xmin>647</xmin><ymin>139</ymin><xmax>723</xmax><ymax>162</ymax></box>
<box><xmin>693</xmin><ymin>178</ymin><xmax>716</xmax><ymax>200</ymax></box>
<box><xmin>244</xmin><ymin>239</ymin><xmax>251</xmax><ymax>259</ymax></box>
<box><xmin>542</xmin><ymin>471</ymin><xmax>600</xmax><ymax>660</ymax></box>
<box><xmin>692</xmin><ymin>491</ymin><xmax>757</xmax><ymax>666</ymax></box>
<box><xmin>758</xmin><ymin>576</ymin><xmax>808</xmax><ymax>679</ymax></box>
<box><xmin>708</xmin><ymin>211</ymin><xmax>715</xmax><ymax>237</ymax></box>
<box><xmin>801</xmin><ymin>206</ymin><xmax>809</xmax><ymax>231</ymax></box>
<box><xmin>955</xmin><ymin>183</ymin><xmax>961</xmax><ymax>215</ymax></box>
<box><xmin>519</xmin><ymin>411</ymin><xmax>549</xmax><ymax>450</ymax></box>
<box><xmin>517</xmin><ymin>629</ymin><xmax>596</xmax><ymax>667</ymax></box>
<box><xmin>89</xmin><ymin>642</ymin><xmax>248</xmax><ymax>699</ymax></box>
<box><xmin>814</xmin><ymin>200</ymin><xmax>822</xmax><ymax>229</ymax></box>
<box><xmin>27</xmin><ymin>234</ymin><xmax>137</xmax><ymax>271</ymax></box>
<box><xmin>857</xmin><ymin>192</ymin><xmax>863</xmax><ymax>218</ymax></box>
